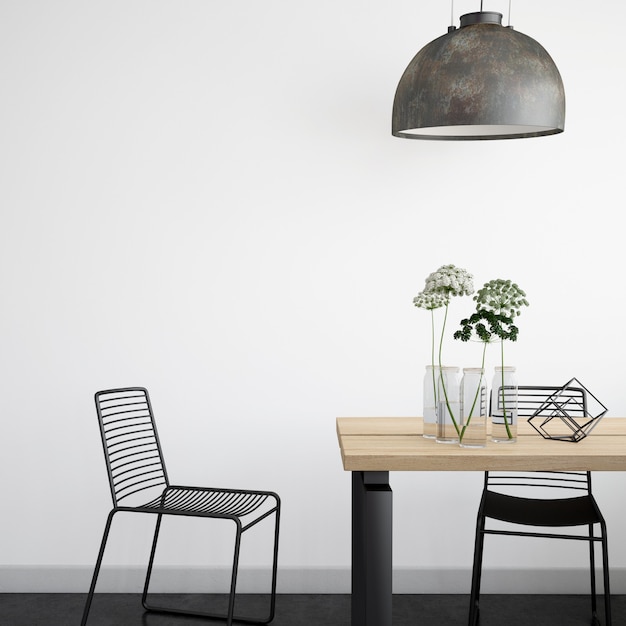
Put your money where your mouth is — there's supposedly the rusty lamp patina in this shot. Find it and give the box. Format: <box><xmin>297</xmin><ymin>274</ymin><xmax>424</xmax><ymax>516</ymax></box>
<box><xmin>392</xmin><ymin>10</ymin><xmax>565</xmax><ymax>140</ymax></box>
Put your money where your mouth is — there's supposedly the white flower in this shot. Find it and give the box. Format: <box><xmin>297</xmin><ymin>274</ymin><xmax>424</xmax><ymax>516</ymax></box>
<box><xmin>474</xmin><ymin>279</ymin><xmax>529</xmax><ymax>318</ymax></box>
<box><xmin>413</xmin><ymin>291</ymin><xmax>449</xmax><ymax>310</ymax></box>
<box><xmin>423</xmin><ymin>264</ymin><xmax>474</xmax><ymax>298</ymax></box>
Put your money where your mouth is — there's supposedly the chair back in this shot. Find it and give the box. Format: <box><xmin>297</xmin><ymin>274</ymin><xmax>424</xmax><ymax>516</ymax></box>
<box><xmin>517</xmin><ymin>384</ymin><xmax>587</xmax><ymax>418</ymax></box>
<box><xmin>486</xmin><ymin>385</ymin><xmax>591</xmax><ymax>498</ymax></box>
<box><xmin>95</xmin><ymin>387</ymin><xmax>169</xmax><ymax>506</ymax></box>
<box><xmin>485</xmin><ymin>470</ymin><xmax>592</xmax><ymax>498</ymax></box>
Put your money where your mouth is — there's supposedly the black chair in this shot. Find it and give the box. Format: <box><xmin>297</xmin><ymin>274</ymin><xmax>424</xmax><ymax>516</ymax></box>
<box><xmin>82</xmin><ymin>387</ymin><xmax>281</xmax><ymax>626</ymax></box>
<box><xmin>469</xmin><ymin>386</ymin><xmax>611</xmax><ymax>626</ymax></box>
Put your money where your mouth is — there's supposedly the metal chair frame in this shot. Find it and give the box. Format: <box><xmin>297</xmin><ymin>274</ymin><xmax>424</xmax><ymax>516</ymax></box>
<box><xmin>81</xmin><ymin>387</ymin><xmax>281</xmax><ymax>626</ymax></box>
<box><xmin>469</xmin><ymin>386</ymin><xmax>611</xmax><ymax>626</ymax></box>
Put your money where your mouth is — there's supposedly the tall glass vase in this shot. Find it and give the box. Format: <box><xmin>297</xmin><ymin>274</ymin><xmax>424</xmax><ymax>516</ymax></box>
<box><xmin>459</xmin><ymin>367</ymin><xmax>487</xmax><ymax>448</ymax></box>
<box><xmin>422</xmin><ymin>365</ymin><xmax>439</xmax><ymax>439</ymax></box>
<box><xmin>436</xmin><ymin>366</ymin><xmax>461</xmax><ymax>444</ymax></box>
<box><xmin>491</xmin><ymin>366</ymin><xmax>518</xmax><ymax>443</ymax></box>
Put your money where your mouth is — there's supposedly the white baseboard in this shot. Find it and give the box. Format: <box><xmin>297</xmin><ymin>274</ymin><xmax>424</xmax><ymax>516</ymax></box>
<box><xmin>0</xmin><ymin>566</ymin><xmax>623</xmax><ymax>594</ymax></box>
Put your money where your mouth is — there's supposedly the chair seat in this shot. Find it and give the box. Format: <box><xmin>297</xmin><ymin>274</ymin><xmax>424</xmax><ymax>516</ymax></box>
<box><xmin>483</xmin><ymin>490</ymin><xmax>602</xmax><ymax>528</ymax></box>
<box><xmin>138</xmin><ymin>486</ymin><xmax>273</xmax><ymax>518</ymax></box>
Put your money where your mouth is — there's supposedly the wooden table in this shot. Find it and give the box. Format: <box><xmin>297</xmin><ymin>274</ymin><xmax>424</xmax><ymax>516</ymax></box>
<box><xmin>336</xmin><ymin>417</ymin><xmax>626</xmax><ymax>626</ymax></box>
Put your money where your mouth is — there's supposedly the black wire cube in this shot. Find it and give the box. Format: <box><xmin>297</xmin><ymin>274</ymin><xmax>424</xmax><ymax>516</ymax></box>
<box><xmin>528</xmin><ymin>378</ymin><xmax>608</xmax><ymax>443</ymax></box>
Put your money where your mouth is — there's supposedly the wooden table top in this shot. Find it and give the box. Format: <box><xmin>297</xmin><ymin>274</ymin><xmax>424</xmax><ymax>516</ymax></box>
<box><xmin>336</xmin><ymin>417</ymin><xmax>626</xmax><ymax>472</ymax></box>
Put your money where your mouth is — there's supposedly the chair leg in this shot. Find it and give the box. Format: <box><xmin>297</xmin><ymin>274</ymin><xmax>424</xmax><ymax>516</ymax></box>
<box><xmin>468</xmin><ymin>515</ymin><xmax>486</xmax><ymax>626</ymax></box>
<box><xmin>226</xmin><ymin>520</ymin><xmax>243</xmax><ymax>626</ymax></box>
<box><xmin>266</xmin><ymin>507</ymin><xmax>281</xmax><ymax>623</ymax></box>
<box><xmin>141</xmin><ymin>514</ymin><xmax>163</xmax><ymax>609</ymax></box>
<box><xmin>232</xmin><ymin>506</ymin><xmax>281</xmax><ymax>625</ymax></box>
<box><xmin>589</xmin><ymin>524</ymin><xmax>598</xmax><ymax>617</ymax></box>
<box><xmin>142</xmin><ymin>517</ymin><xmax>244</xmax><ymax>624</ymax></box>
<box><xmin>141</xmin><ymin>512</ymin><xmax>278</xmax><ymax>625</ymax></box>
<box><xmin>601</xmin><ymin>523</ymin><xmax>611</xmax><ymax>626</ymax></box>
<box><xmin>81</xmin><ymin>510</ymin><xmax>116</xmax><ymax>626</ymax></box>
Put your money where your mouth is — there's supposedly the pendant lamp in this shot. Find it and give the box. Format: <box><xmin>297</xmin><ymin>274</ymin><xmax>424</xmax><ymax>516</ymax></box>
<box><xmin>392</xmin><ymin>9</ymin><xmax>565</xmax><ymax>140</ymax></box>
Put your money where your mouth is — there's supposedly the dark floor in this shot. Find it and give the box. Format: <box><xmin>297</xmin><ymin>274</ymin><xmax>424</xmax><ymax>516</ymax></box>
<box><xmin>0</xmin><ymin>593</ymin><xmax>621</xmax><ymax>625</ymax></box>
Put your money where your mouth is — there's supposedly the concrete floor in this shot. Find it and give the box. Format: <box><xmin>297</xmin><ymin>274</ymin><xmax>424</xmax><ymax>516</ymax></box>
<box><xmin>0</xmin><ymin>593</ymin><xmax>620</xmax><ymax>625</ymax></box>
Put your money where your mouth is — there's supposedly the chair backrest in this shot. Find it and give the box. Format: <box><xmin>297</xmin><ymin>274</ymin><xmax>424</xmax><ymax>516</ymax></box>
<box><xmin>517</xmin><ymin>384</ymin><xmax>587</xmax><ymax>418</ymax></box>
<box><xmin>95</xmin><ymin>387</ymin><xmax>169</xmax><ymax>506</ymax></box>
<box><xmin>486</xmin><ymin>385</ymin><xmax>591</xmax><ymax>498</ymax></box>
<box><xmin>485</xmin><ymin>470</ymin><xmax>592</xmax><ymax>498</ymax></box>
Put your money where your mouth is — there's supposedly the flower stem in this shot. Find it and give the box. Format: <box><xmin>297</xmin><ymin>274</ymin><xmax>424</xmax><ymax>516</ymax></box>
<box><xmin>438</xmin><ymin>303</ymin><xmax>460</xmax><ymax>437</ymax></box>
<box><xmin>460</xmin><ymin>342</ymin><xmax>487</xmax><ymax>442</ymax></box>
<box><xmin>430</xmin><ymin>309</ymin><xmax>437</xmax><ymax>408</ymax></box>
<box><xmin>500</xmin><ymin>340</ymin><xmax>512</xmax><ymax>439</ymax></box>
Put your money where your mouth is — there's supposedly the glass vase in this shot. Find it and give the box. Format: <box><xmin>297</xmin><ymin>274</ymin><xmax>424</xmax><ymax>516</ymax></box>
<box><xmin>436</xmin><ymin>366</ymin><xmax>461</xmax><ymax>444</ymax></box>
<box><xmin>491</xmin><ymin>366</ymin><xmax>518</xmax><ymax>443</ymax></box>
<box><xmin>459</xmin><ymin>367</ymin><xmax>487</xmax><ymax>448</ymax></box>
<box><xmin>422</xmin><ymin>365</ymin><xmax>438</xmax><ymax>439</ymax></box>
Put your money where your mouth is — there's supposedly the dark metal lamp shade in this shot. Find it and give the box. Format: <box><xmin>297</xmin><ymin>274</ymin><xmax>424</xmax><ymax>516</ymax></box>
<box><xmin>392</xmin><ymin>12</ymin><xmax>565</xmax><ymax>140</ymax></box>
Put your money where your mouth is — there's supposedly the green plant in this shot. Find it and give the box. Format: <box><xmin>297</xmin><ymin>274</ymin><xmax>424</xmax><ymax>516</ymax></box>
<box><xmin>455</xmin><ymin>279</ymin><xmax>529</xmax><ymax>439</ymax></box>
<box><xmin>414</xmin><ymin>264</ymin><xmax>474</xmax><ymax>436</ymax></box>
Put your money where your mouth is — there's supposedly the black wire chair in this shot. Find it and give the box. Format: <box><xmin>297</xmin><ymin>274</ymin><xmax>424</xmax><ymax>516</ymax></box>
<box><xmin>469</xmin><ymin>386</ymin><xmax>611</xmax><ymax>626</ymax></box>
<box><xmin>81</xmin><ymin>387</ymin><xmax>281</xmax><ymax>626</ymax></box>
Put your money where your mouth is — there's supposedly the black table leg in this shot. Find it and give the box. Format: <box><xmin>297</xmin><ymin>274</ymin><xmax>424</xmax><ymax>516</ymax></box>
<box><xmin>352</xmin><ymin>471</ymin><xmax>392</xmax><ymax>626</ymax></box>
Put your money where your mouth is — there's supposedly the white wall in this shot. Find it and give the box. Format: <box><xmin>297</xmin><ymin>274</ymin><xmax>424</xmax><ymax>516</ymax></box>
<box><xmin>1</xmin><ymin>0</ymin><xmax>625</xmax><ymax>594</ymax></box>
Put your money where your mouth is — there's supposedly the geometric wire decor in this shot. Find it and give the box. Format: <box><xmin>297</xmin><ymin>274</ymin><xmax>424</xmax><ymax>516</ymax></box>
<box><xmin>528</xmin><ymin>378</ymin><xmax>608</xmax><ymax>443</ymax></box>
